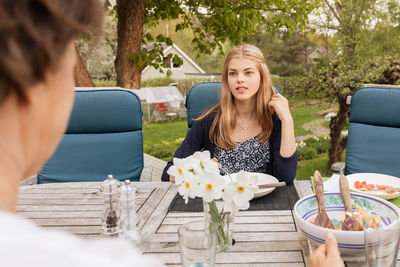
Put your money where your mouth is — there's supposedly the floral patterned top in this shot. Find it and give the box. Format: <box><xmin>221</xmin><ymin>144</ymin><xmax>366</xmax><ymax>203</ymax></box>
<box><xmin>162</xmin><ymin>112</ymin><xmax>298</xmax><ymax>183</ymax></box>
<box><xmin>214</xmin><ymin>134</ymin><xmax>270</xmax><ymax>174</ymax></box>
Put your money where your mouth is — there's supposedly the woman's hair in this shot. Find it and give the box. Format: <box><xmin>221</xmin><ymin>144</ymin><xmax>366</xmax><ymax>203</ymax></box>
<box><xmin>0</xmin><ymin>0</ymin><xmax>103</xmax><ymax>104</ymax></box>
<box><xmin>198</xmin><ymin>44</ymin><xmax>275</xmax><ymax>150</ymax></box>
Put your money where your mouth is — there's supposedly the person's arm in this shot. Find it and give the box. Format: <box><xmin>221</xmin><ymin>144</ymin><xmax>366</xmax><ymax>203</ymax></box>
<box><xmin>267</xmin><ymin>94</ymin><xmax>297</xmax><ymax>183</ymax></box>
<box><xmin>269</xmin><ymin>114</ymin><xmax>298</xmax><ymax>184</ymax></box>
<box><xmin>161</xmin><ymin>116</ymin><xmax>212</xmax><ymax>182</ymax></box>
<box><xmin>309</xmin><ymin>233</ymin><xmax>345</xmax><ymax>267</ymax></box>
<box><xmin>268</xmin><ymin>93</ymin><xmax>296</xmax><ymax>157</ymax></box>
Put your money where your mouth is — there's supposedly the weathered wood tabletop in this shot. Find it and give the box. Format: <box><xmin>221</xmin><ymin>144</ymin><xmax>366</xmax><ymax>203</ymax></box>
<box><xmin>17</xmin><ymin>180</ymin><xmax>373</xmax><ymax>266</ymax></box>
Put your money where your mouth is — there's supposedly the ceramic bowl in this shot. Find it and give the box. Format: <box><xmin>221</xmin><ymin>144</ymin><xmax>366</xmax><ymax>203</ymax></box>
<box><xmin>293</xmin><ymin>192</ymin><xmax>400</xmax><ymax>254</ymax></box>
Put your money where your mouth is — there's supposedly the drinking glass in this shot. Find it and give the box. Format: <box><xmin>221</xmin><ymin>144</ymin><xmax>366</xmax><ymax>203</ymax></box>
<box><xmin>364</xmin><ymin>216</ymin><xmax>400</xmax><ymax>267</ymax></box>
<box><xmin>178</xmin><ymin>220</ymin><xmax>217</xmax><ymax>267</ymax></box>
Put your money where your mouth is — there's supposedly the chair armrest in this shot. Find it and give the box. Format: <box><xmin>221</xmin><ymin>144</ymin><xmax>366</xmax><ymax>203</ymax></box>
<box><xmin>20</xmin><ymin>175</ymin><xmax>37</xmax><ymax>186</ymax></box>
<box><xmin>331</xmin><ymin>162</ymin><xmax>345</xmax><ymax>173</ymax></box>
<box><xmin>140</xmin><ymin>165</ymin><xmax>153</xmax><ymax>182</ymax></box>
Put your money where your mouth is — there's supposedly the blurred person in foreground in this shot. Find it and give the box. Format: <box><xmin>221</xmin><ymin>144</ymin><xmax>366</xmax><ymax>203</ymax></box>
<box><xmin>0</xmin><ymin>0</ymin><xmax>162</xmax><ymax>266</ymax></box>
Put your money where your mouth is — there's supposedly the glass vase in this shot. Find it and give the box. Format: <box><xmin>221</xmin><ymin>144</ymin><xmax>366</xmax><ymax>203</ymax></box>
<box><xmin>203</xmin><ymin>199</ymin><xmax>235</xmax><ymax>252</ymax></box>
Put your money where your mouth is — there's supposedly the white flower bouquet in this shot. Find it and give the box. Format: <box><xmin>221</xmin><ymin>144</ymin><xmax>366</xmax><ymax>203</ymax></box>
<box><xmin>168</xmin><ymin>151</ymin><xmax>258</xmax><ymax>251</ymax></box>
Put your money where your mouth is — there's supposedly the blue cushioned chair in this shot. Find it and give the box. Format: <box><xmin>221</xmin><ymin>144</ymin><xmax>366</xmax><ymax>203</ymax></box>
<box><xmin>38</xmin><ymin>89</ymin><xmax>144</xmax><ymax>183</ymax></box>
<box><xmin>344</xmin><ymin>86</ymin><xmax>400</xmax><ymax>177</ymax></box>
<box><xmin>186</xmin><ymin>82</ymin><xmax>221</xmax><ymax>128</ymax></box>
<box><xmin>186</xmin><ymin>82</ymin><xmax>280</xmax><ymax>128</ymax></box>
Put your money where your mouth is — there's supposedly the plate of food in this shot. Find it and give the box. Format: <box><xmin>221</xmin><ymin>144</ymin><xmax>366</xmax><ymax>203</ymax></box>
<box><xmin>225</xmin><ymin>171</ymin><xmax>279</xmax><ymax>198</ymax></box>
<box><xmin>346</xmin><ymin>173</ymin><xmax>400</xmax><ymax>200</ymax></box>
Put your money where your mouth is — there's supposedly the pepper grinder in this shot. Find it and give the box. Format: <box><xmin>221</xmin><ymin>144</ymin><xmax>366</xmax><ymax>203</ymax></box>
<box><xmin>100</xmin><ymin>174</ymin><xmax>121</xmax><ymax>235</ymax></box>
<box><xmin>119</xmin><ymin>179</ymin><xmax>140</xmax><ymax>244</ymax></box>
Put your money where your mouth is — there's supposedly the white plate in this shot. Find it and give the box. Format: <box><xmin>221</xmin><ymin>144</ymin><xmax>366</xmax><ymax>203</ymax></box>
<box><xmin>347</xmin><ymin>173</ymin><xmax>400</xmax><ymax>200</ymax></box>
<box><xmin>224</xmin><ymin>172</ymin><xmax>279</xmax><ymax>198</ymax></box>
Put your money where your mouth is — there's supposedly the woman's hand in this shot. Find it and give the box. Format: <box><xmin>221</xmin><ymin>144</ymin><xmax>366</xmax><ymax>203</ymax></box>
<box><xmin>268</xmin><ymin>93</ymin><xmax>293</xmax><ymax>123</ymax></box>
<box><xmin>309</xmin><ymin>233</ymin><xmax>345</xmax><ymax>267</ymax></box>
<box><xmin>268</xmin><ymin>93</ymin><xmax>296</xmax><ymax>157</ymax></box>
<box><xmin>169</xmin><ymin>176</ymin><xmax>175</xmax><ymax>182</ymax></box>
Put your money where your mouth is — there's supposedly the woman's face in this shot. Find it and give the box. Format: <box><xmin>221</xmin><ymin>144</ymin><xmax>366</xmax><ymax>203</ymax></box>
<box><xmin>227</xmin><ymin>57</ymin><xmax>261</xmax><ymax>103</ymax></box>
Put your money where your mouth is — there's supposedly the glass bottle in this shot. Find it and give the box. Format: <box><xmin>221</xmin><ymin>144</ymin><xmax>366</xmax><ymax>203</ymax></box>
<box><xmin>100</xmin><ymin>174</ymin><xmax>121</xmax><ymax>235</ymax></box>
<box><xmin>119</xmin><ymin>180</ymin><xmax>140</xmax><ymax>244</ymax></box>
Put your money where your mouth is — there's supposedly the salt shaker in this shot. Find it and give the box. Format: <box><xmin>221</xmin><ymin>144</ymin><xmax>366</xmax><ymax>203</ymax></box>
<box><xmin>99</xmin><ymin>174</ymin><xmax>121</xmax><ymax>235</ymax></box>
<box><xmin>119</xmin><ymin>179</ymin><xmax>140</xmax><ymax>244</ymax></box>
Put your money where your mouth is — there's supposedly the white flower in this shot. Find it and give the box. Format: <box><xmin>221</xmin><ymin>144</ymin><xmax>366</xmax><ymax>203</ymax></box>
<box><xmin>222</xmin><ymin>171</ymin><xmax>258</xmax><ymax>213</ymax></box>
<box><xmin>178</xmin><ymin>173</ymin><xmax>199</xmax><ymax>204</ymax></box>
<box><xmin>298</xmin><ymin>141</ymin><xmax>306</xmax><ymax>148</ymax></box>
<box><xmin>325</xmin><ymin>112</ymin><xmax>337</xmax><ymax>120</ymax></box>
<box><xmin>195</xmin><ymin>172</ymin><xmax>226</xmax><ymax>202</ymax></box>
<box><xmin>192</xmin><ymin>150</ymin><xmax>211</xmax><ymax>162</ymax></box>
<box><xmin>184</xmin><ymin>155</ymin><xmax>203</xmax><ymax>176</ymax></box>
<box><xmin>191</xmin><ymin>151</ymin><xmax>220</xmax><ymax>175</ymax></box>
<box><xmin>167</xmin><ymin>158</ymin><xmax>186</xmax><ymax>184</ymax></box>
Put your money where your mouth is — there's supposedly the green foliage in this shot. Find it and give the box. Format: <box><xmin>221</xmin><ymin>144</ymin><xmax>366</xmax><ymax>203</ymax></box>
<box><xmin>141</xmin><ymin>77</ymin><xmax>176</xmax><ymax>87</ymax></box>
<box><xmin>141</xmin><ymin>77</ymin><xmax>220</xmax><ymax>95</ymax></box>
<box><xmin>250</xmin><ymin>27</ymin><xmax>318</xmax><ymax>77</ymax></box>
<box><xmin>94</xmin><ymin>80</ymin><xmax>116</xmax><ymax>87</ymax></box>
<box><xmin>297</xmin><ymin>136</ymin><xmax>330</xmax><ymax>160</ymax></box>
<box><xmin>304</xmin><ymin>56</ymin><xmax>400</xmax><ymax>99</ymax></box>
<box><xmin>146</xmin><ymin>141</ymin><xmax>181</xmax><ymax>161</ymax></box>
<box><xmin>130</xmin><ymin>0</ymin><xmax>322</xmax><ymax>77</ymax></box>
<box><xmin>320</xmin><ymin>0</ymin><xmax>400</xmax><ymax>62</ymax></box>
<box><xmin>296</xmin><ymin>154</ymin><xmax>331</xmax><ymax>180</ymax></box>
<box><xmin>274</xmin><ymin>76</ymin><xmax>310</xmax><ymax>97</ymax></box>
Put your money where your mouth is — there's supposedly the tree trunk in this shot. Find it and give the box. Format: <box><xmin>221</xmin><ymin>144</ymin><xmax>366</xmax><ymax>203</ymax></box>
<box><xmin>74</xmin><ymin>43</ymin><xmax>95</xmax><ymax>87</ymax></box>
<box><xmin>328</xmin><ymin>94</ymin><xmax>350</xmax><ymax>164</ymax></box>
<box><xmin>115</xmin><ymin>0</ymin><xmax>145</xmax><ymax>89</ymax></box>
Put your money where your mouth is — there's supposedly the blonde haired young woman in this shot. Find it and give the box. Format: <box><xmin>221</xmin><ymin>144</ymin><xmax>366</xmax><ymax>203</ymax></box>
<box><xmin>162</xmin><ymin>44</ymin><xmax>297</xmax><ymax>183</ymax></box>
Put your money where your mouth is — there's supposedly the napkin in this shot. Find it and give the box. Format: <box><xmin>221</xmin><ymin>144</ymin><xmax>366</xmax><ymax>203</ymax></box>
<box><xmin>310</xmin><ymin>174</ymin><xmax>340</xmax><ymax>193</ymax></box>
<box><xmin>323</xmin><ymin>174</ymin><xmax>341</xmax><ymax>192</ymax></box>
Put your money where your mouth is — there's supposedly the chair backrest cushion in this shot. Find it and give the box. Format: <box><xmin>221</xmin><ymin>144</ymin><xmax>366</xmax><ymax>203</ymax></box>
<box><xmin>345</xmin><ymin>87</ymin><xmax>400</xmax><ymax>177</ymax></box>
<box><xmin>186</xmin><ymin>82</ymin><xmax>280</xmax><ymax>128</ymax></box>
<box><xmin>38</xmin><ymin>89</ymin><xmax>143</xmax><ymax>183</ymax></box>
<box><xmin>186</xmin><ymin>82</ymin><xmax>221</xmax><ymax>128</ymax></box>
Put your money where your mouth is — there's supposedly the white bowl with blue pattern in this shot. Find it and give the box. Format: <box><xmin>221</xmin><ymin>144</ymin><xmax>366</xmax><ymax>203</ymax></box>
<box><xmin>293</xmin><ymin>192</ymin><xmax>400</xmax><ymax>254</ymax></box>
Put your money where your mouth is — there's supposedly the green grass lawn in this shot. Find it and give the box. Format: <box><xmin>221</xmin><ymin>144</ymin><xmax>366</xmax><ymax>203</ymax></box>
<box><xmin>289</xmin><ymin>95</ymin><xmax>336</xmax><ymax>136</ymax></box>
<box><xmin>143</xmin><ymin>119</ymin><xmax>187</xmax><ymax>161</ymax></box>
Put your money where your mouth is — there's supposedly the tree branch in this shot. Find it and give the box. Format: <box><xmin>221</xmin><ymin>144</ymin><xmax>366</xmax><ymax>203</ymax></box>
<box><xmin>325</xmin><ymin>0</ymin><xmax>341</xmax><ymax>23</ymax></box>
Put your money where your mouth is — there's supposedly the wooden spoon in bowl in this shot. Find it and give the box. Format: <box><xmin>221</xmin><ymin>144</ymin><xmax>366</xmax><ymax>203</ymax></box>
<box><xmin>339</xmin><ymin>172</ymin><xmax>363</xmax><ymax>231</ymax></box>
<box><xmin>313</xmin><ymin>170</ymin><xmax>334</xmax><ymax>229</ymax></box>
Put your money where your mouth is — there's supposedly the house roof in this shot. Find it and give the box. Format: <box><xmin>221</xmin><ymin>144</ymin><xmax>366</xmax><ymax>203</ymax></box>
<box><xmin>143</xmin><ymin>42</ymin><xmax>205</xmax><ymax>74</ymax></box>
<box><xmin>166</xmin><ymin>43</ymin><xmax>205</xmax><ymax>74</ymax></box>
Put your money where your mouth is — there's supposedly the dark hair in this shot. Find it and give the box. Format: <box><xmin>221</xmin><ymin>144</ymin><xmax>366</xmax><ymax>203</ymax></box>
<box><xmin>0</xmin><ymin>0</ymin><xmax>103</xmax><ymax>103</ymax></box>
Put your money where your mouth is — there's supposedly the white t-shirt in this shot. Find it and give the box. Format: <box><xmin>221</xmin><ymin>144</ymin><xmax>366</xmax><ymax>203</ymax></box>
<box><xmin>0</xmin><ymin>211</ymin><xmax>164</xmax><ymax>267</ymax></box>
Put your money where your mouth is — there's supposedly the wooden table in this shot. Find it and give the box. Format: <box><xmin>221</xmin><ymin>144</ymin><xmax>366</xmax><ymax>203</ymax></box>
<box><xmin>16</xmin><ymin>180</ymin><xmax>369</xmax><ymax>266</ymax></box>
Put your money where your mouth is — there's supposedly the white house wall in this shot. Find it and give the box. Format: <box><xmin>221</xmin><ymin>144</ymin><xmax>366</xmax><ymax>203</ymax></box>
<box><xmin>142</xmin><ymin>47</ymin><xmax>203</xmax><ymax>80</ymax></box>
